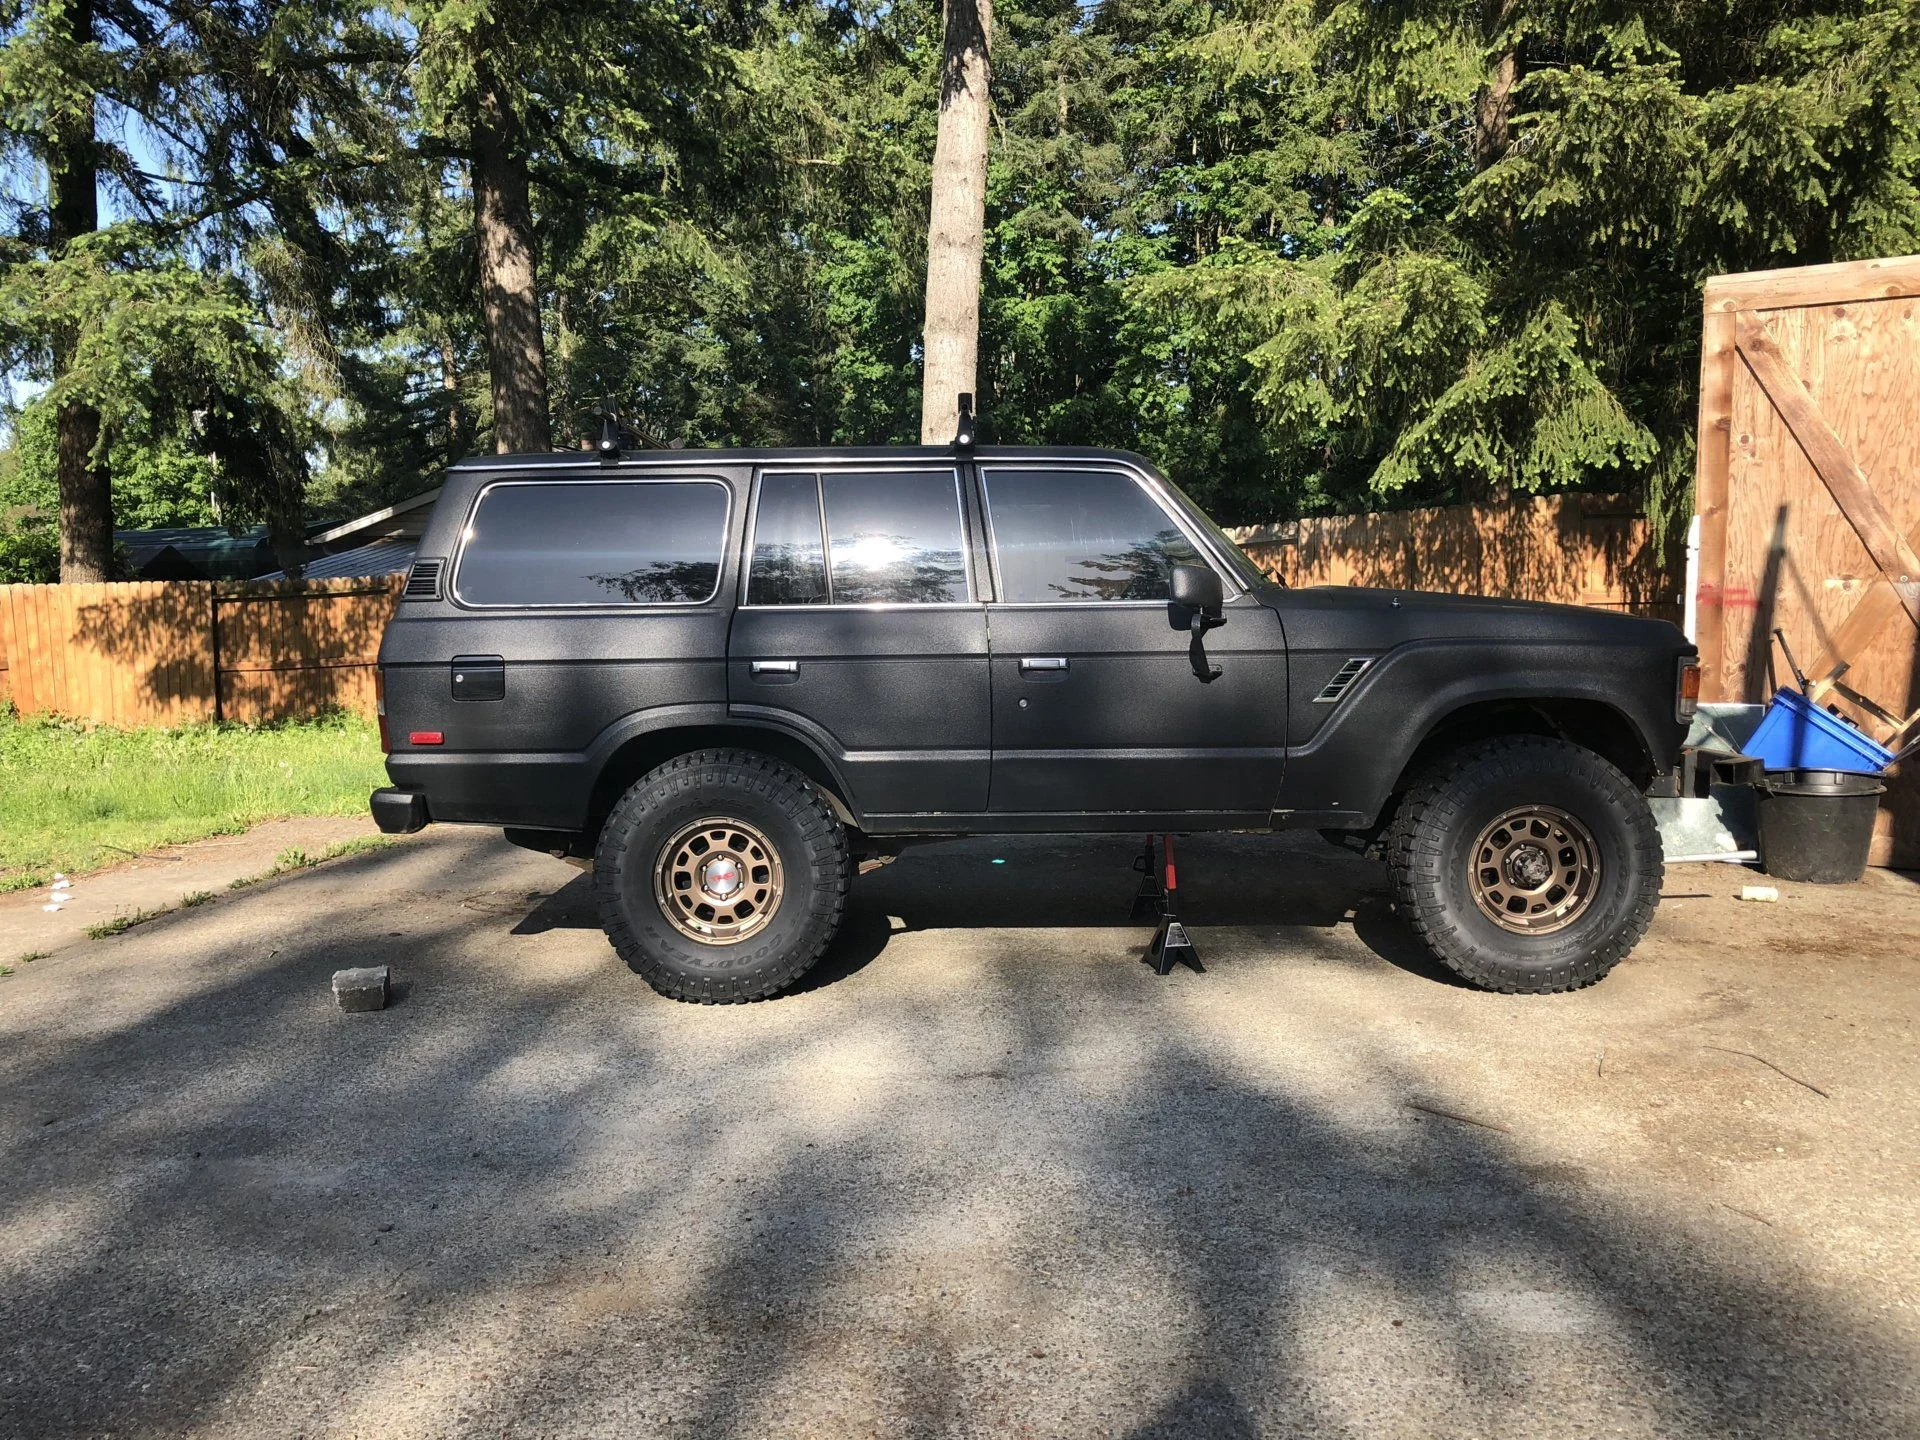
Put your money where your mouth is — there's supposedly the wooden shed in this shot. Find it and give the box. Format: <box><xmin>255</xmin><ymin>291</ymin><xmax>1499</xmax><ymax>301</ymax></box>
<box><xmin>1693</xmin><ymin>254</ymin><xmax>1920</xmax><ymax>868</ymax></box>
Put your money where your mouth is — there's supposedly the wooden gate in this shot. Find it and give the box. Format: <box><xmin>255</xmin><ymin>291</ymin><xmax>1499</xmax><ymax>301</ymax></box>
<box><xmin>1694</xmin><ymin>254</ymin><xmax>1920</xmax><ymax>867</ymax></box>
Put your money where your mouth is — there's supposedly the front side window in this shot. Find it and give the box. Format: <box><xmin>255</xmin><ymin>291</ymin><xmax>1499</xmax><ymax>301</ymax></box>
<box><xmin>747</xmin><ymin>469</ymin><xmax>970</xmax><ymax>605</ymax></box>
<box><xmin>455</xmin><ymin>480</ymin><xmax>728</xmax><ymax>607</ymax></box>
<box><xmin>984</xmin><ymin>468</ymin><xmax>1208</xmax><ymax>602</ymax></box>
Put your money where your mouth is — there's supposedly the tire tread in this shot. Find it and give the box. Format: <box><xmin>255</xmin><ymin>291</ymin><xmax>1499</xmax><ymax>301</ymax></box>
<box><xmin>1385</xmin><ymin>736</ymin><xmax>1661</xmax><ymax>994</ymax></box>
<box><xmin>594</xmin><ymin>749</ymin><xmax>849</xmax><ymax>1004</ymax></box>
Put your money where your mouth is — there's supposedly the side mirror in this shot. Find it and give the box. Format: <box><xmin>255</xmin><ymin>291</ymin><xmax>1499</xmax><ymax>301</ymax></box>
<box><xmin>1170</xmin><ymin>564</ymin><xmax>1224</xmax><ymax>624</ymax></box>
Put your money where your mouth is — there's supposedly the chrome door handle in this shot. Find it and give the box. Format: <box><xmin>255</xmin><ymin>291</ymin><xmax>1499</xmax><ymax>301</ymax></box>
<box><xmin>749</xmin><ymin>660</ymin><xmax>799</xmax><ymax>675</ymax></box>
<box><xmin>1019</xmin><ymin>657</ymin><xmax>1069</xmax><ymax>673</ymax></box>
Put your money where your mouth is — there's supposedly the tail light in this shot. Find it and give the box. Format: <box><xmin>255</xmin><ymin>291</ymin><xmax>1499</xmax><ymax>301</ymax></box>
<box><xmin>375</xmin><ymin>667</ymin><xmax>391</xmax><ymax>753</ymax></box>
<box><xmin>1676</xmin><ymin>658</ymin><xmax>1702</xmax><ymax>722</ymax></box>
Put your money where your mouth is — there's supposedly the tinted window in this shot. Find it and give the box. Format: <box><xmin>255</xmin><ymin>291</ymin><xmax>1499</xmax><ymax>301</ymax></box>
<box><xmin>821</xmin><ymin>471</ymin><xmax>969</xmax><ymax>604</ymax></box>
<box><xmin>985</xmin><ymin>469</ymin><xmax>1206</xmax><ymax>602</ymax></box>
<box><xmin>456</xmin><ymin>481</ymin><xmax>728</xmax><ymax>606</ymax></box>
<box><xmin>748</xmin><ymin>473</ymin><xmax>829</xmax><ymax>605</ymax></box>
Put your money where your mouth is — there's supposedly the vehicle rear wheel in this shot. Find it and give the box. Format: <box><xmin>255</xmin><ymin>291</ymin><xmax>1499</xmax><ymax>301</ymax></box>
<box><xmin>1386</xmin><ymin>736</ymin><xmax>1661</xmax><ymax>993</ymax></box>
<box><xmin>595</xmin><ymin>749</ymin><xmax>849</xmax><ymax>1003</ymax></box>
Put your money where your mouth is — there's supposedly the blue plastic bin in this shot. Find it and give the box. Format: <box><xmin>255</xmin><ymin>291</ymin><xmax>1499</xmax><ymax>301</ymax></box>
<box><xmin>1743</xmin><ymin>688</ymin><xmax>1894</xmax><ymax>774</ymax></box>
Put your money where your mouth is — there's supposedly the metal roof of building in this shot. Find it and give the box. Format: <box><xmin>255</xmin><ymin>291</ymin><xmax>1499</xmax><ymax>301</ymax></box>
<box><xmin>114</xmin><ymin>526</ymin><xmax>276</xmax><ymax>580</ymax></box>
<box><xmin>306</xmin><ymin>488</ymin><xmax>442</xmax><ymax>547</ymax></box>
<box><xmin>260</xmin><ymin>535</ymin><xmax>417</xmax><ymax>582</ymax></box>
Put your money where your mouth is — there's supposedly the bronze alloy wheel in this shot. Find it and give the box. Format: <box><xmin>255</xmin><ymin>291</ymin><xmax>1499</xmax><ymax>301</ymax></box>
<box><xmin>652</xmin><ymin>816</ymin><xmax>785</xmax><ymax>945</ymax></box>
<box><xmin>1467</xmin><ymin>804</ymin><xmax>1601</xmax><ymax>935</ymax></box>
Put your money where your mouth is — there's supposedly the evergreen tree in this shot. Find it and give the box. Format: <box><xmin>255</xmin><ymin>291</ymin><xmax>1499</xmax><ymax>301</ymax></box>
<box><xmin>1118</xmin><ymin>0</ymin><xmax>1920</xmax><ymax>530</ymax></box>
<box><xmin>5</xmin><ymin>0</ymin><xmax>1917</xmax><ymax>569</ymax></box>
<box><xmin>407</xmin><ymin>0</ymin><xmax>736</xmax><ymax>454</ymax></box>
<box><xmin>1</xmin><ymin>0</ymin><xmax>132</xmax><ymax>578</ymax></box>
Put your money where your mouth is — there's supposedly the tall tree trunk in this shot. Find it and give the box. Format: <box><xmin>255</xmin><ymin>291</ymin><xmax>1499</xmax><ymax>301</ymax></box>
<box><xmin>1473</xmin><ymin>45</ymin><xmax>1518</xmax><ymax>169</ymax></box>
<box><xmin>439</xmin><ymin>333</ymin><xmax>469</xmax><ymax>459</ymax></box>
<box><xmin>919</xmin><ymin>0</ymin><xmax>993</xmax><ymax>444</ymax></box>
<box><xmin>50</xmin><ymin>0</ymin><xmax>111</xmax><ymax>582</ymax></box>
<box><xmin>471</xmin><ymin>66</ymin><xmax>551</xmax><ymax>454</ymax></box>
<box><xmin>1473</xmin><ymin>0</ymin><xmax>1519</xmax><ymax>173</ymax></box>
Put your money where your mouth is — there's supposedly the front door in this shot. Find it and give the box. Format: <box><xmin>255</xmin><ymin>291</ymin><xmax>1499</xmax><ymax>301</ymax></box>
<box><xmin>981</xmin><ymin>464</ymin><xmax>1289</xmax><ymax>820</ymax></box>
<box><xmin>728</xmin><ymin>466</ymin><xmax>991</xmax><ymax>820</ymax></box>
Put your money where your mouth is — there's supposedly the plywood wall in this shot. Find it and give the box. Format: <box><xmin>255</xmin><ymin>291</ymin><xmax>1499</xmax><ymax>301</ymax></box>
<box><xmin>1694</xmin><ymin>254</ymin><xmax>1920</xmax><ymax>868</ymax></box>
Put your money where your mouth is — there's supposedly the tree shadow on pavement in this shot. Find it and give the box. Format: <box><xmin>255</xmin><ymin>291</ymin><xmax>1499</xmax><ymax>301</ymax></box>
<box><xmin>0</xmin><ymin>832</ymin><xmax>1913</xmax><ymax>1437</ymax></box>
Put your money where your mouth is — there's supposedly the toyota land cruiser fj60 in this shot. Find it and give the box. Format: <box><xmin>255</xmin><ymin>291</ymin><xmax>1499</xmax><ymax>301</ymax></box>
<box><xmin>371</xmin><ymin>446</ymin><xmax>1698</xmax><ymax>1001</ymax></box>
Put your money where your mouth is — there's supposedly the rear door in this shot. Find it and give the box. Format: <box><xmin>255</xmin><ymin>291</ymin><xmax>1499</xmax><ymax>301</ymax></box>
<box><xmin>981</xmin><ymin>463</ymin><xmax>1289</xmax><ymax>820</ymax></box>
<box><xmin>727</xmin><ymin>465</ymin><xmax>991</xmax><ymax>820</ymax></box>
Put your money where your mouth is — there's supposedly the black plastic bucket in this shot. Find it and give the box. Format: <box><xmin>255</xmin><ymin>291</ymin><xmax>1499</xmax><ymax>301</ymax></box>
<box><xmin>1753</xmin><ymin>768</ymin><xmax>1886</xmax><ymax>883</ymax></box>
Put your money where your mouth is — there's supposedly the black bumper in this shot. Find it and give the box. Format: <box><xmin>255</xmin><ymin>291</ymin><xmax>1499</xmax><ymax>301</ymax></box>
<box><xmin>370</xmin><ymin>787</ymin><xmax>431</xmax><ymax>834</ymax></box>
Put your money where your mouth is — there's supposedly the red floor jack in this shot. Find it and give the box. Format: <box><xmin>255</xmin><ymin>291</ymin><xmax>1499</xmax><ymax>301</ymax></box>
<box><xmin>1131</xmin><ymin>834</ymin><xmax>1204</xmax><ymax>974</ymax></box>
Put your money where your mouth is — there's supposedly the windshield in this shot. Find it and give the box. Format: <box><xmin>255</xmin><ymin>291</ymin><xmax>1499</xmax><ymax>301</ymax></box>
<box><xmin>1153</xmin><ymin>472</ymin><xmax>1279</xmax><ymax>590</ymax></box>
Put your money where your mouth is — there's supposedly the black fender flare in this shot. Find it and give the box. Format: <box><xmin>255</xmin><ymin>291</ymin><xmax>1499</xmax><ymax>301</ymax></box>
<box><xmin>1278</xmin><ymin>639</ymin><xmax>1678</xmax><ymax>825</ymax></box>
<box><xmin>580</xmin><ymin>703</ymin><xmax>862</xmax><ymax>826</ymax></box>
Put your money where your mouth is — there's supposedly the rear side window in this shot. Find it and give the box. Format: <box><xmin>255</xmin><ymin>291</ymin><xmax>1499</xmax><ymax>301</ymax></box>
<box><xmin>984</xmin><ymin>468</ymin><xmax>1206</xmax><ymax>603</ymax></box>
<box><xmin>455</xmin><ymin>480</ymin><xmax>729</xmax><ymax>607</ymax></box>
<box><xmin>824</xmin><ymin>472</ymin><xmax>968</xmax><ymax>604</ymax></box>
<box><xmin>746</xmin><ymin>469</ymin><xmax>970</xmax><ymax>605</ymax></box>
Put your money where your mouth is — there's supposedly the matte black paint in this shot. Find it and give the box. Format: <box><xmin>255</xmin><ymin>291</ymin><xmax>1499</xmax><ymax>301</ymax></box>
<box><xmin>728</xmin><ymin>606</ymin><xmax>992</xmax><ymax>814</ymax></box>
<box><xmin>376</xmin><ymin>446</ymin><xmax>1693</xmax><ymax>839</ymax></box>
<box><xmin>985</xmin><ymin>599</ymin><xmax>1288</xmax><ymax>814</ymax></box>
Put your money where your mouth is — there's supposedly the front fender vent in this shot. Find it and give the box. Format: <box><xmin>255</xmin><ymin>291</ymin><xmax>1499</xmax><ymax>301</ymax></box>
<box><xmin>1313</xmin><ymin>656</ymin><xmax>1374</xmax><ymax>704</ymax></box>
<box><xmin>403</xmin><ymin>558</ymin><xmax>443</xmax><ymax>600</ymax></box>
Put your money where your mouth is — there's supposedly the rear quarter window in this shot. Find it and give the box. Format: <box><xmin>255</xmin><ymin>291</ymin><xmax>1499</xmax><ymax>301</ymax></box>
<box><xmin>454</xmin><ymin>480</ymin><xmax>730</xmax><ymax>607</ymax></box>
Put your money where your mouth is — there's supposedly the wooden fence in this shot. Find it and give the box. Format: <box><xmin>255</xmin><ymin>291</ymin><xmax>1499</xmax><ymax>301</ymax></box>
<box><xmin>0</xmin><ymin>575</ymin><xmax>403</xmax><ymax>726</ymax></box>
<box><xmin>1226</xmin><ymin>493</ymin><xmax>1681</xmax><ymax>620</ymax></box>
<box><xmin>1693</xmin><ymin>253</ymin><xmax>1920</xmax><ymax>868</ymax></box>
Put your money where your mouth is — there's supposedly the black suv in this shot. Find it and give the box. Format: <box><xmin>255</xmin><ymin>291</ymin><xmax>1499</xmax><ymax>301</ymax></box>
<box><xmin>372</xmin><ymin>446</ymin><xmax>1697</xmax><ymax>1001</ymax></box>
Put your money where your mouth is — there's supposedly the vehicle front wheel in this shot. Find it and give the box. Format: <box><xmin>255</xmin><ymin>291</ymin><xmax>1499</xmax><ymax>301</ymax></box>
<box><xmin>1386</xmin><ymin>736</ymin><xmax>1661</xmax><ymax>993</ymax></box>
<box><xmin>595</xmin><ymin>749</ymin><xmax>849</xmax><ymax>1003</ymax></box>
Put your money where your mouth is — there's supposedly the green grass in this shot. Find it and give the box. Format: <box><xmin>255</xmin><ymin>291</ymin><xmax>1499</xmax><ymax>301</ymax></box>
<box><xmin>228</xmin><ymin>834</ymin><xmax>398</xmax><ymax>890</ymax></box>
<box><xmin>85</xmin><ymin>905</ymin><xmax>172</xmax><ymax>939</ymax></box>
<box><xmin>0</xmin><ymin>709</ymin><xmax>387</xmax><ymax>891</ymax></box>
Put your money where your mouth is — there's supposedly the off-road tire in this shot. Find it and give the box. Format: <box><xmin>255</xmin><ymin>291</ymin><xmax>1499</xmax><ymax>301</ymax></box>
<box><xmin>1386</xmin><ymin>736</ymin><xmax>1661</xmax><ymax>993</ymax></box>
<box><xmin>595</xmin><ymin>749</ymin><xmax>849</xmax><ymax>1003</ymax></box>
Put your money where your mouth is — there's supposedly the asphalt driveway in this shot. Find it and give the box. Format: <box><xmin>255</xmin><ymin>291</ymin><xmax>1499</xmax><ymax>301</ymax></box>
<box><xmin>2</xmin><ymin>828</ymin><xmax>1916</xmax><ymax>1438</ymax></box>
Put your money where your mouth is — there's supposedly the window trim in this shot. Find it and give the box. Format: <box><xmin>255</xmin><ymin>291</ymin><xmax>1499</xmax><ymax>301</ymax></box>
<box><xmin>449</xmin><ymin>476</ymin><xmax>734</xmax><ymax>611</ymax></box>
<box><xmin>740</xmin><ymin>465</ymin><xmax>978</xmax><ymax>610</ymax></box>
<box><xmin>977</xmin><ymin>462</ymin><xmax>1243</xmax><ymax>608</ymax></box>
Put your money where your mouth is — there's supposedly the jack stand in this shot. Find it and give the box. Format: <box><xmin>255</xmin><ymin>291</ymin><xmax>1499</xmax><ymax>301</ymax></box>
<box><xmin>1129</xmin><ymin>834</ymin><xmax>1164</xmax><ymax>921</ymax></box>
<box><xmin>1143</xmin><ymin>833</ymin><xmax>1204</xmax><ymax>975</ymax></box>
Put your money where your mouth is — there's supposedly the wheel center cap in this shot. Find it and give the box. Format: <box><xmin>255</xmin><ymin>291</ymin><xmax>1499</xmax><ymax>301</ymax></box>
<box><xmin>701</xmin><ymin>856</ymin><xmax>742</xmax><ymax>898</ymax></box>
<box><xmin>1506</xmin><ymin>844</ymin><xmax>1553</xmax><ymax>890</ymax></box>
